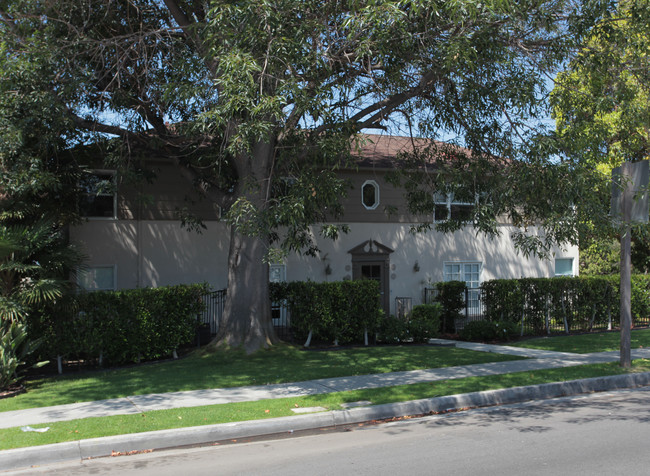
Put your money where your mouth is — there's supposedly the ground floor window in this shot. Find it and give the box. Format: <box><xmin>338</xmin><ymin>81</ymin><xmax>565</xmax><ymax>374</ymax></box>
<box><xmin>78</xmin><ymin>265</ymin><xmax>116</xmax><ymax>291</ymax></box>
<box><xmin>555</xmin><ymin>258</ymin><xmax>574</xmax><ymax>276</ymax></box>
<box><xmin>269</xmin><ymin>264</ymin><xmax>286</xmax><ymax>283</ymax></box>
<box><xmin>444</xmin><ymin>261</ymin><xmax>482</xmax><ymax>309</ymax></box>
<box><xmin>269</xmin><ymin>264</ymin><xmax>288</xmax><ymax>327</ymax></box>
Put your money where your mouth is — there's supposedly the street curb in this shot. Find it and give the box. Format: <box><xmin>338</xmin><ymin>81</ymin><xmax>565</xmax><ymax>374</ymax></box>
<box><xmin>2</xmin><ymin>372</ymin><xmax>650</xmax><ymax>472</ymax></box>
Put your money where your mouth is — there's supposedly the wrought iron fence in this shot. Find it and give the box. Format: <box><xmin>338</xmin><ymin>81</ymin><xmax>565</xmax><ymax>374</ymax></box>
<box><xmin>424</xmin><ymin>287</ymin><xmax>485</xmax><ymax>332</ymax></box>
<box><xmin>202</xmin><ymin>284</ymin><xmax>650</xmax><ymax>341</ymax></box>
<box><xmin>425</xmin><ymin>285</ymin><xmax>650</xmax><ymax>335</ymax></box>
<box><xmin>395</xmin><ymin>297</ymin><xmax>413</xmax><ymax>319</ymax></box>
<box><xmin>272</xmin><ymin>300</ymin><xmax>292</xmax><ymax>341</ymax></box>
<box><xmin>199</xmin><ymin>289</ymin><xmax>293</xmax><ymax>341</ymax></box>
<box><xmin>199</xmin><ymin>289</ymin><xmax>226</xmax><ymax>334</ymax></box>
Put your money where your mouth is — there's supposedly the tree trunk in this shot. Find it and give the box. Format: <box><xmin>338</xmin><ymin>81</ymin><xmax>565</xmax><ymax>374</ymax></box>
<box><xmin>215</xmin><ymin>229</ymin><xmax>277</xmax><ymax>352</ymax></box>
<box><xmin>211</xmin><ymin>138</ymin><xmax>278</xmax><ymax>353</ymax></box>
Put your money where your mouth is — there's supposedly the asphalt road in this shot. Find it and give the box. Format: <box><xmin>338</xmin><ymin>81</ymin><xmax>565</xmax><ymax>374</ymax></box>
<box><xmin>9</xmin><ymin>387</ymin><xmax>650</xmax><ymax>476</ymax></box>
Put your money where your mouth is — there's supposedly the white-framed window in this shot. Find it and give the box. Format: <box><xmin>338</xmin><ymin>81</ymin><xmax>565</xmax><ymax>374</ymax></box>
<box><xmin>79</xmin><ymin>170</ymin><xmax>117</xmax><ymax>219</ymax></box>
<box><xmin>361</xmin><ymin>180</ymin><xmax>380</xmax><ymax>210</ymax></box>
<box><xmin>269</xmin><ymin>264</ymin><xmax>288</xmax><ymax>325</ymax></box>
<box><xmin>78</xmin><ymin>265</ymin><xmax>116</xmax><ymax>291</ymax></box>
<box><xmin>434</xmin><ymin>192</ymin><xmax>474</xmax><ymax>223</ymax></box>
<box><xmin>444</xmin><ymin>261</ymin><xmax>482</xmax><ymax>309</ymax></box>
<box><xmin>269</xmin><ymin>264</ymin><xmax>286</xmax><ymax>283</ymax></box>
<box><xmin>555</xmin><ymin>258</ymin><xmax>574</xmax><ymax>276</ymax></box>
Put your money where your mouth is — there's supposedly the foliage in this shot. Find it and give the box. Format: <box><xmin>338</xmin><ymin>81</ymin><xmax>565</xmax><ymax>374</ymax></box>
<box><xmin>377</xmin><ymin>315</ymin><xmax>410</xmax><ymax>344</ymax></box>
<box><xmin>31</xmin><ymin>284</ymin><xmax>207</xmax><ymax>366</ymax></box>
<box><xmin>551</xmin><ymin>0</ymin><xmax>650</xmax><ymax>270</ymax></box>
<box><xmin>0</xmin><ymin>226</ymin><xmax>78</xmax><ymax>390</ymax></box>
<box><xmin>0</xmin><ymin>321</ymin><xmax>47</xmax><ymax>390</ymax></box>
<box><xmin>409</xmin><ymin>304</ymin><xmax>442</xmax><ymax>343</ymax></box>
<box><xmin>0</xmin><ymin>222</ymin><xmax>80</xmax><ymax>323</ymax></box>
<box><xmin>480</xmin><ymin>276</ymin><xmax>650</xmax><ymax>336</ymax></box>
<box><xmin>0</xmin><ymin>0</ymin><xmax>609</xmax><ymax>350</ymax></box>
<box><xmin>459</xmin><ymin>320</ymin><xmax>518</xmax><ymax>342</ymax></box>
<box><xmin>434</xmin><ymin>281</ymin><xmax>466</xmax><ymax>333</ymax></box>
<box><xmin>376</xmin><ymin>304</ymin><xmax>441</xmax><ymax>344</ymax></box>
<box><xmin>580</xmin><ymin>239</ymin><xmax>620</xmax><ymax>275</ymax></box>
<box><xmin>582</xmin><ymin>235</ymin><xmax>650</xmax><ymax>275</ymax></box>
<box><xmin>274</xmin><ymin>280</ymin><xmax>383</xmax><ymax>345</ymax></box>
<box><xmin>552</xmin><ymin>0</ymin><xmax>650</xmax><ymax>168</ymax></box>
<box><xmin>481</xmin><ymin>279</ymin><xmax>526</xmax><ymax>324</ymax></box>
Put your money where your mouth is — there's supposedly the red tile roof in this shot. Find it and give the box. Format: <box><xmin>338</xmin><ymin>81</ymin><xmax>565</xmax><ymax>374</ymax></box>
<box><xmin>350</xmin><ymin>133</ymin><xmax>470</xmax><ymax>169</ymax></box>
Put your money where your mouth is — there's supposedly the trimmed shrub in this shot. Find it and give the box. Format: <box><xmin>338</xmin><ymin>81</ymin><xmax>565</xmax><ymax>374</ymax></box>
<box><xmin>435</xmin><ymin>281</ymin><xmax>466</xmax><ymax>333</ymax></box>
<box><xmin>274</xmin><ymin>280</ymin><xmax>383</xmax><ymax>345</ymax></box>
<box><xmin>481</xmin><ymin>279</ymin><xmax>524</xmax><ymax>324</ymax></box>
<box><xmin>409</xmin><ymin>304</ymin><xmax>442</xmax><ymax>343</ymax></box>
<box><xmin>30</xmin><ymin>284</ymin><xmax>207</xmax><ymax>367</ymax></box>
<box><xmin>480</xmin><ymin>275</ymin><xmax>650</xmax><ymax>336</ymax></box>
<box><xmin>459</xmin><ymin>320</ymin><xmax>517</xmax><ymax>342</ymax></box>
<box><xmin>377</xmin><ymin>315</ymin><xmax>409</xmax><ymax>344</ymax></box>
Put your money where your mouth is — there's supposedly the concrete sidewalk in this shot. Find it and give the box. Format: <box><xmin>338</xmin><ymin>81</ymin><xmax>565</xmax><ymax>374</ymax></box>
<box><xmin>2</xmin><ymin>341</ymin><xmax>650</xmax><ymax>472</ymax></box>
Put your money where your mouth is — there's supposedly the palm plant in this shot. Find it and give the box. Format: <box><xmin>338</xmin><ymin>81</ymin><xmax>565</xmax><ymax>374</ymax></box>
<box><xmin>0</xmin><ymin>220</ymin><xmax>82</xmax><ymax>391</ymax></box>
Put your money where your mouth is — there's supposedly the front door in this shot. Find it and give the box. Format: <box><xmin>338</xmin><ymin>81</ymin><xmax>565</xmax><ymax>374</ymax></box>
<box><xmin>352</xmin><ymin>260</ymin><xmax>390</xmax><ymax>317</ymax></box>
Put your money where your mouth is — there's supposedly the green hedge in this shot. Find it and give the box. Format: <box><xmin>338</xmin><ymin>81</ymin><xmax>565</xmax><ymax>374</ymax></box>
<box><xmin>408</xmin><ymin>303</ymin><xmax>442</xmax><ymax>343</ymax></box>
<box><xmin>31</xmin><ymin>284</ymin><xmax>206</xmax><ymax>366</ymax></box>
<box><xmin>434</xmin><ymin>281</ymin><xmax>466</xmax><ymax>333</ymax></box>
<box><xmin>376</xmin><ymin>304</ymin><xmax>441</xmax><ymax>344</ymax></box>
<box><xmin>459</xmin><ymin>320</ymin><xmax>518</xmax><ymax>342</ymax></box>
<box><xmin>481</xmin><ymin>276</ymin><xmax>650</xmax><ymax>335</ymax></box>
<box><xmin>271</xmin><ymin>280</ymin><xmax>383</xmax><ymax>345</ymax></box>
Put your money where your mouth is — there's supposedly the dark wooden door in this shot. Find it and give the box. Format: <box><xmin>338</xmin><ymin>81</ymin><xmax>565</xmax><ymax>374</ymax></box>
<box><xmin>353</xmin><ymin>260</ymin><xmax>390</xmax><ymax>317</ymax></box>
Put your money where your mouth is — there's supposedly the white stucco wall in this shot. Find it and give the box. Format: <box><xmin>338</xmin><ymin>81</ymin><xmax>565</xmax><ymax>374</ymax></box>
<box><xmin>71</xmin><ymin>219</ymin><xmax>578</xmax><ymax>314</ymax></box>
<box><xmin>283</xmin><ymin>223</ymin><xmax>578</xmax><ymax>310</ymax></box>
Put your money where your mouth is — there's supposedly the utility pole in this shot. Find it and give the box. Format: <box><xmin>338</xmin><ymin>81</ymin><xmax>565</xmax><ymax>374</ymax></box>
<box><xmin>612</xmin><ymin>160</ymin><xmax>649</xmax><ymax>368</ymax></box>
<box><xmin>619</xmin><ymin>162</ymin><xmax>632</xmax><ymax>368</ymax></box>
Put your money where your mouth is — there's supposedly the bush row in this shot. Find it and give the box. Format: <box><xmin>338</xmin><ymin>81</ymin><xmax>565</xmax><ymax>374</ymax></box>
<box><xmin>481</xmin><ymin>275</ymin><xmax>650</xmax><ymax>335</ymax></box>
<box><xmin>432</xmin><ymin>281</ymin><xmax>466</xmax><ymax>333</ymax></box>
<box><xmin>377</xmin><ymin>304</ymin><xmax>442</xmax><ymax>344</ymax></box>
<box><xmin>271</xmin><ymin>280</ymin><xmax>383</xmax><ymax>345</ymax></box>
<box><xmin>30</xmin><ymin>284</ymin><xmax>206</xmax><ymax>366</ymax></box>
<box><xmin>459</xmin><ymin>320</ymin><xmax>519</xmax><ymax>342</ymax></box>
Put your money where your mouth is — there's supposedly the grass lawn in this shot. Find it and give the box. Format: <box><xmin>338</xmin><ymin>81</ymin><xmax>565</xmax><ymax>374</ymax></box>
<box><xmin>511</xmin><ymin>328</ymin><xmax>650</xmax><ymax>354</ymax></box>
<box><xmin>0</xmin><ymin>344</ymin><xmax>524</xmax><ymax>413</ymax></box>
<box><xmin>2</xmin><ymin>359</ymin><xmax>649</xmax><ymax>451</ymax></box>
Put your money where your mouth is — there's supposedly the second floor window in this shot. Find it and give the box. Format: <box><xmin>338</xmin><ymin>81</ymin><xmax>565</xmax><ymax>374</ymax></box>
<box><xmin>434</xmin><ymin>192</ymin><xmax>474</xmax><ymax>223</ymax></box>
<box><xmin>362</xmin><ymin>180</ymin><xmax>380</xmax><ymax>210</ymax></box>
<box><xmin>79</xmin><ymin>171</ymin><xmax>117</xmax><ymax>219</ymax></box>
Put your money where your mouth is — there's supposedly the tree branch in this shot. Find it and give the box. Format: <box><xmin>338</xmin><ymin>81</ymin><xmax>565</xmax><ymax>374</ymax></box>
<box><xmin>162</xmin><ymin>0</ymin><xmax>218</xmax><ymax>77</ymax></box>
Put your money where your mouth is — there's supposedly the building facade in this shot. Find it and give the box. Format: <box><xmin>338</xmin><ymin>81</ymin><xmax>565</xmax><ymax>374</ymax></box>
<box><xmin>72</xmin><ymin>135</ymin><xmax>578</xmax><ymax>316</ymax></box>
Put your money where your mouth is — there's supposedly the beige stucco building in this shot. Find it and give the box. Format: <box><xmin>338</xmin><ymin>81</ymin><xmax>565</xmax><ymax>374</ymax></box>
<box><xmin>71</xmin><ymin>135</ymin><xmax>578</xmax><ymax>316</ymax></box>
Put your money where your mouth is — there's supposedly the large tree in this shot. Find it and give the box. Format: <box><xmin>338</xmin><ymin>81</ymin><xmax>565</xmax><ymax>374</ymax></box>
<box><xmin>551</xmin><ymin>0</ymin><xmax>650</xmax><ymax>232</ymax></box>
<box><xmin>0</xmin><ymin>0</ymin><xmax>604</xmax><ymax>352</ymax></box>
<box><xmin>551</xmin><ymin>0</ymin><xmax>650</xmax><ymax>366</ymax></box>
<box><xmin>551</xmin><ymin>0</ymin><xmax>650</xmax><ymax>274</ymax></box>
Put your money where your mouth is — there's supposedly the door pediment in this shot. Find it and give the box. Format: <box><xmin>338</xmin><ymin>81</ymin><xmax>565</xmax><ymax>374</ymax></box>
<box><xmin>347</xmin><ymin>239</ymin><xmax>394</xmax><ymax>256</ymax></box>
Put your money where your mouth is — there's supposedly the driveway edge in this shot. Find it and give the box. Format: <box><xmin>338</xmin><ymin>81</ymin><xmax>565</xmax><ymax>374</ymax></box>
<box><xmin>3</xmin><ymin>372</ymin><xmax>650</xmax><ymax>472</ymax></box>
